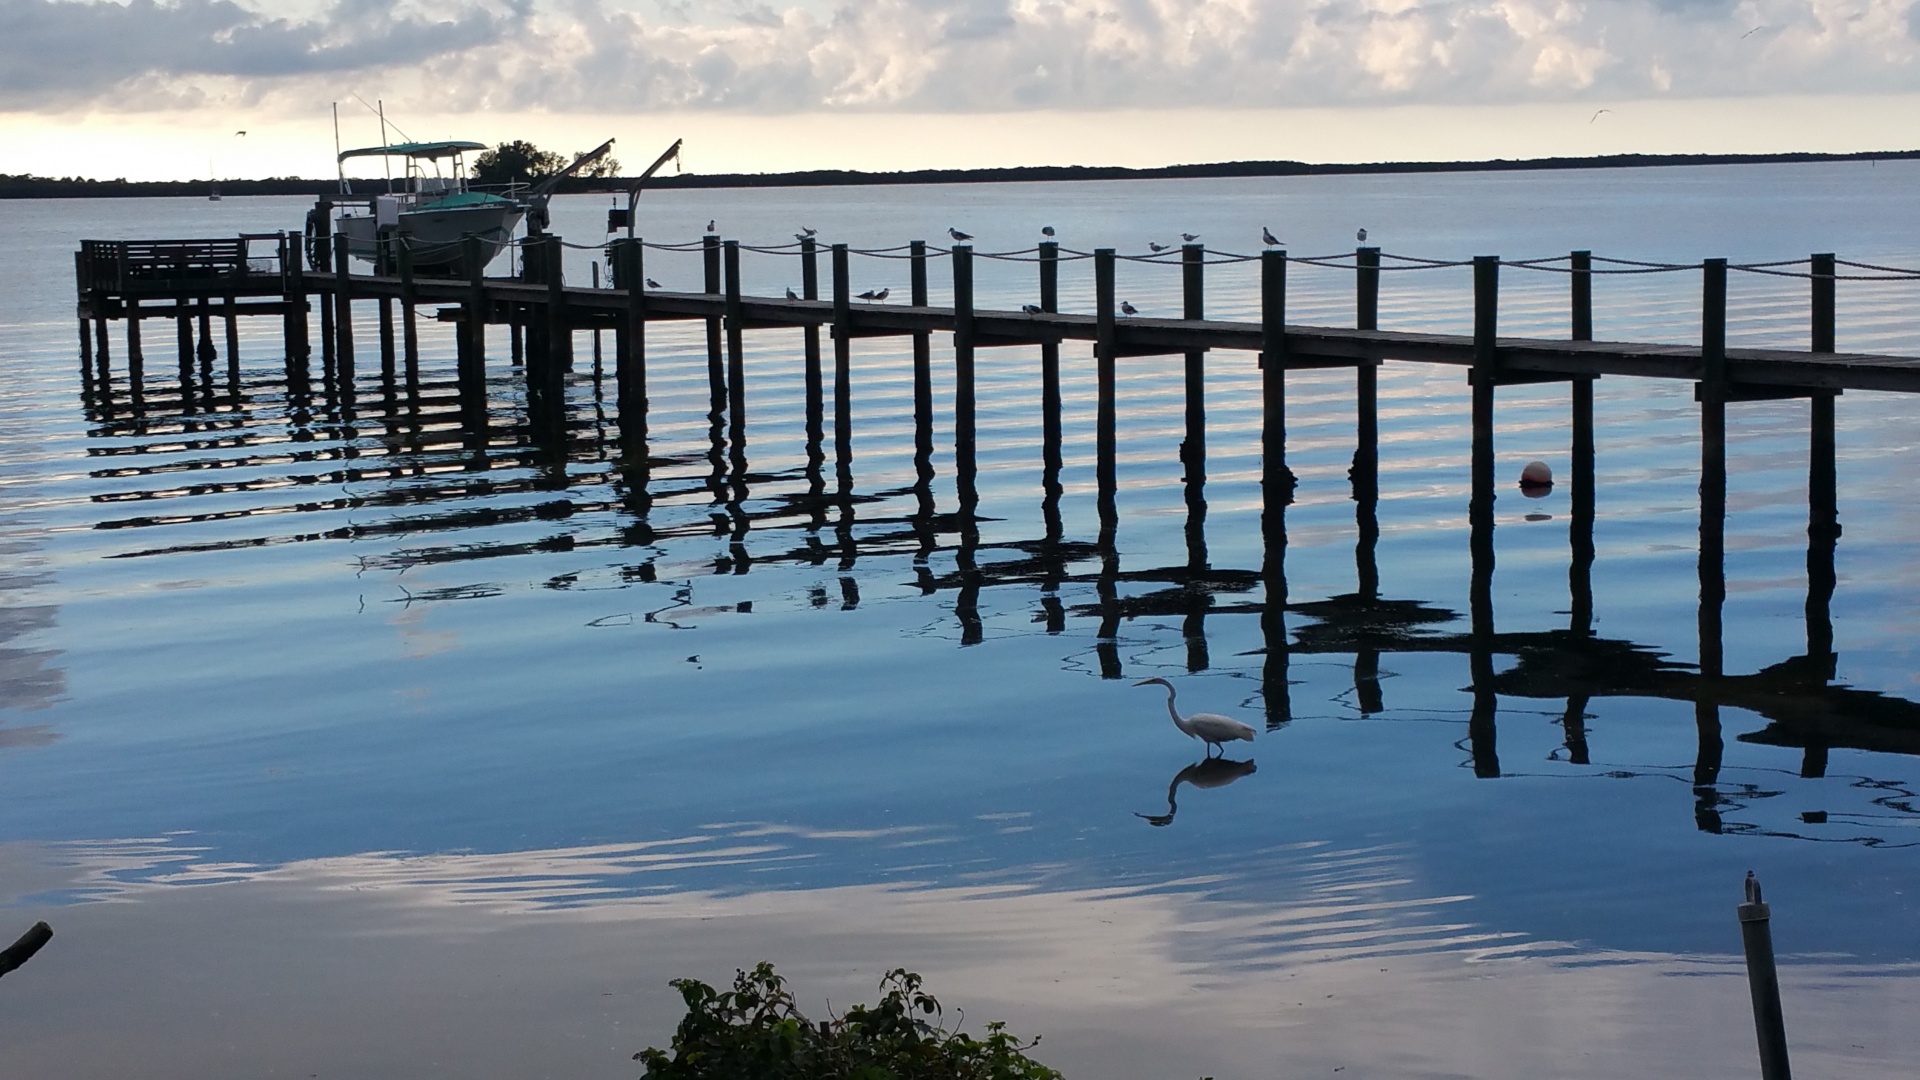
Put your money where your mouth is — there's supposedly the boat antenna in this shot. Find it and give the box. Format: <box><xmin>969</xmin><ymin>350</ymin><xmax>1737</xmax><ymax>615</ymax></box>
<box><xmin>626</xmin><ymin>138</ymin><xmax>684</xmax><ymax>241</ymax></box>
<box><xmin>349</xmin><ymin>93</ymin><xmax>415</xmax><ymax>143</ymax></box>
<box><xmin>377</xmin><ymin>98</ymin><xmax>393</xmax><ymax>195</ymax></box>
<box><xmin>332</xmin><ymin>101</ymin><xmax>347</xmax><ymax>196</ymax></box>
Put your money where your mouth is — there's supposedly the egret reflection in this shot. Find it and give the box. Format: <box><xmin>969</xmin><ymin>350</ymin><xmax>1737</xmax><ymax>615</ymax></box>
<box><xmin>1136</xmin><ymin>757</ymin><xmax>1257</xmax><ymax>827</ymax></box>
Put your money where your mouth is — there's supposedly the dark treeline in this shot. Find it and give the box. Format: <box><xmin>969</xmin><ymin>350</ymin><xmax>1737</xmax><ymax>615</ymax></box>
<box><xmin>8</xmin><ymin>148</ymin><xmax>1919</xmax><ymax>200</ymax></box>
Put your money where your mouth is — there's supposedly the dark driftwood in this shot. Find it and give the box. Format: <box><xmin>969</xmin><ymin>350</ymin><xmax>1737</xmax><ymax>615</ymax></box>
<box><xmin>0</xmin><ymin>922</ymin><xmax>52</xmax><ymax>979</ymax></box>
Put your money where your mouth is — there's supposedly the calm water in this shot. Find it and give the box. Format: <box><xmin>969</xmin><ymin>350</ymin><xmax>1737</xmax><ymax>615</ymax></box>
<box><xmin>4</xmin><ymin>164</ymin><xmax>1920</xmax><ymax>1078</ymax></box>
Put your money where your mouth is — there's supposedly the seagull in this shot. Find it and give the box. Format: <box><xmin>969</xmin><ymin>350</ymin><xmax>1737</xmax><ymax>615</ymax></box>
<box><xmin>1149</xmin><ymin>242</ymin><xmax>1170</xmax><ymax>253</ymax></box>
<box><xmin>1041</xmin><ymin>225</ymin><xmax>1056</xmax><ymax>238</ymax></box>
<box><xmin>706</xmin><ymin>219</ymin><xmax>716</xmax><ymax>232</ymax></box>
<box><xmin>794</xmin><ymin>233</ymin><xmax>809</xmax><ymax>243</ymax></box>
<box><xmin>786</xmin><ymin>287</ymin><xmax>799</xmax><ymax>300</ymax></box>
<box><xmin>872</xmin><ymin>287</ymin><xmax>889</xmax><ymax>301</ymax></box>
<box><xmin>1120</xmin><ymin>301</ymin><xmax>1139</xmax><ymax>317</ymax></box>
<box><xmin>1590</xmin><ymin>108</ymin><xmax>1612</xmax><ymax>124</ymax></box>
<box><xmin>1181</xmin><ymin>233</ymin><xmax>1199</xmax><ymax>243</ymax></box>
<box><xmin>1356</xmin><ymin>227</ymin><xmax>1368</xmax><ymax>243</ymax></box>
<box><xmin>1022</xmin><ymin>304</ymin><xmax>1043</xmax><ymax>315</ymax></box>
<box><xmin>1741</xmin><ymin>24</ymin><xmax>1766</xmax><ymax>38</ymax></box>
<box><xmin>857</xmin><ymin>289</ymin><xmax>878</xmax><ymax>300</ymax></box>
<box><xmin>949</xmin><ymin>227</ymin><xmax>973</xmax><ymax>242</ymax></box>
<box><xmin>800</xmin><ymin>226</ymin><xmax>817</xmax><ymax>237</ymax></box>
<box><xmin>235</xmin><ymin>130</ymin><xmax>247</xmax><ymax>136</ymax></box>
<box><xmin>646</xmin><ymin>277</ymin><xmax>663</xmax><ymax>289</ymax></box>
<box><xmin>1262</xmin><ymin>227</ymin><xmax>1283</xmax><ymax>247</ymax></box>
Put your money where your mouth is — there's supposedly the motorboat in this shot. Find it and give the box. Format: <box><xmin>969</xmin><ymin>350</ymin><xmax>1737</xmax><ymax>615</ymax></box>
<box><xmin>330</xmin><ymin>140</ymin><xmax>526</xmax><ymax>276</ymax></box>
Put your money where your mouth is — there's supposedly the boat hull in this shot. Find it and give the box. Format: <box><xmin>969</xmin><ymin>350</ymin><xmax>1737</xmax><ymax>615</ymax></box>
<box><xmin>338</xmin><ymin>202</ymin><xmax>524</xmax><ymax>276</ymax></box>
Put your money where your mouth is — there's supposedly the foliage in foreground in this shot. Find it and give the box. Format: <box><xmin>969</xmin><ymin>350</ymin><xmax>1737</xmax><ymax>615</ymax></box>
<box><xmin>634</xmin><ymin>962</ymin><xmax>1063</xmax><ymax>1080</ymax></box>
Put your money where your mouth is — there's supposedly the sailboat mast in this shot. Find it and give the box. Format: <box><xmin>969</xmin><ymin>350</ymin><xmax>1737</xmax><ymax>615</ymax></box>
<box><xmin>378</xmin><ymin>99</ymin><xmax>393</xmax><ymax>195</ymax></box>
<box><xmin>332</xmin><ymin>102</ymin><xmax>346</xmax><ymax>195</ymax></box>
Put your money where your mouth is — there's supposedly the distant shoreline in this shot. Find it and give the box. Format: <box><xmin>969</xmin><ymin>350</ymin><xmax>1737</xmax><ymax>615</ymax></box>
<box><xmin>5</xmin><ymin>148</ymin><xmax>1915</xmax><ymax>199</ymax></box>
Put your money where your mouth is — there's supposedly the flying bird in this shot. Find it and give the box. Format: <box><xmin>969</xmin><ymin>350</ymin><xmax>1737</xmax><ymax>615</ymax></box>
<box><xmin>786</xmin><ymin>287</ymin><xmax>799</xmax><ymax>300</ymax></box>
<box><xmin>1149</xmin><ymin>242</ymin><xmax>1170</xmax><ymax>253</ymax></box>
<box><xmin>1041</xmin><ymin>225</ymin><xmax>1056</xmax><ymax>238</ymax></box>
<box><xmin>1590</xmin><ymin>108</ymin><xmax>1612</xmax><ymax>124</ymax></box>
<box><xmin>1134</xmin><ymin>677</ymin><xmax>1256</xmax><ymax>757</ymax></box>
<box><xmin>949</xmin><ymin>227</ymin><xmax>973</xmax><ymax>242</ymax></box>
<box><xmin>1181</xmin><ymin>233</ymin><xmax>1199</xmax><ymax>243</ymax></box>
<box><xmin>646</xmin><ymin>277</ymin><xmax>663</xmax><ymax>289</ymax></box>
<box><xmin>1120</xmin><ymin>300</ymin><xmax>1139</xmax><ymax>317</ymax></box>
<box><xmin>1022</xmin><ymin>304</ymin><xmax>1043</xmax><ymax>315</ymax></box>
<box><xmin>1741</xmin><ymin>24</ymin><xmax>1766</xmax><ymax>38</ymax></box>
<box><xmin>1356</xmin><ymin>227</ymin><xmax>1368</xmax><ymax>243</ymax></box>
<box><xmin>1262</xmin><ymin>227</ymin><xmax>1283</xmax><ymax>247</ymax></box>
<box><xmin>235</xmin><ymin>130</ymin><xmax>247</xmax><ymax>136</ymax></box>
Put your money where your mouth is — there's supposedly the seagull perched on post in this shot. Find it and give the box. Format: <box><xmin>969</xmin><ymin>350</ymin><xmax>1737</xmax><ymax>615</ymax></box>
<box><xmin>1356</xmin><ymin>227</ymin><xmax>1369</xmax><ymax>243</ymax></box>
<box><xmin>949</xmin><ymin>227</ymin><xmax>973</xmax><ymax>242</ymax></box>
<box><xmin>1120</xmin><ymin>300</ymin><xmax>1139</xmax><ymax>317</ymax></box>
<box><xmin>1181</xmin><ymin>233</ymin><xmax>1199</xmax><ymax>243</ymax></box>
<box><xmin>706</xmin><ymin>219</ymin><xmax>716</xmax><ymax>233</ymax></box>
<box><xmin>800</xmin><ymin>226</ymin><xmax>817</xmax><ymax>237</ymax></box>
<box><xmin>1262</xmin><ymin>227</ymin><xmax>1283</xmax><ymax>247</ymax></box>
<box><xmin>1041</xmin><ymin>225</ymin><xmax>1056</xmax><ymax>238</ymax></box>
<box><xmin>1149</xmin><ymin>242</ymin><xmax>1170</xmax><ymax>253</ymax></box>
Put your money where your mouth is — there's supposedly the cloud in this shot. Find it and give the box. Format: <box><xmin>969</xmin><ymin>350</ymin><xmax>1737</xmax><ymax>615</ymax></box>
<box><xmin>3</xmin><ymin>0</ymin><xmax>1917</xmax><ymax>114</ymax></box>
<box><xmin>0</xmin><ymin>0</ymin><xmax>520</xmax><ymax>109</ymax></box>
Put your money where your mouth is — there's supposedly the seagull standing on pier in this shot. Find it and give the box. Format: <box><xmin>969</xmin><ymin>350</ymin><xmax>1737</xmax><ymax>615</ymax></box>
<box><xmin>949</xmin><ymin>227</ymin><xmax>973</xmax><ymax>242</ymax></box>
<box><xmin>787</xmin><ymin>287</ymin><xmax>799</xmax><ymax>300</ymax></box>
<box><xmin>858</xmin><ymin>289</ymin><xmax>878</xmax><ymax>300</ymax></box>
<box><xmin>872</xmin><ymin>288</ymin><xmax>889</xmax><ymax>301</ymax></box>
<box><xmin>1120</xmin><ymin>301</ymin><xmax>1139</xmax><ymax>317</ymax></box>
<box><xmin>646</xmin><ymin>277</ymin><xmax>663</xmax><ymax>289</ymax></box>
<box><xmin>1023</xmin><ymin>304</ymin><xmax>1043</xmax><ymax>315</ymax></box>
<box><xmin>1262</xmin><ymin>227</ymin><xmax>1283</xmax><ymax>247</ymax></box>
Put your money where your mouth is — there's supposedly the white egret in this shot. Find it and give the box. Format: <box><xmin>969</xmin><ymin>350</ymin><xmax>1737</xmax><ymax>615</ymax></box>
<box><xmin>1134</xmin><ymin>677</ymin><xmax>1255</xmax><ymax>756</ymax></box>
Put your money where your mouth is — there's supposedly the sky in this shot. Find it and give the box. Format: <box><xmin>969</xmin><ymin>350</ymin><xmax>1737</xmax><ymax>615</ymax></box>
<box><xmin>2</xmin><ymin>0</ymin><xmax>1918</xmax><ymax>180</ymax></box>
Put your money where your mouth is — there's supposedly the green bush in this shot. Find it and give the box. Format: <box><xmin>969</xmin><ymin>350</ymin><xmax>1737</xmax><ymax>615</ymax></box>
<box><xmin>634</xmin><ymin>962</ymin><xmax>1063</xmax><ymax>1080</ymax></box>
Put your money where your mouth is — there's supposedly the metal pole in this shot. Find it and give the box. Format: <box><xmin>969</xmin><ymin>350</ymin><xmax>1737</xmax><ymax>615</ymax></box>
<box><xmin>1738</xmin><ymin>873</ymin><xmax>1793</xmax><ymax>1080</ymax></box>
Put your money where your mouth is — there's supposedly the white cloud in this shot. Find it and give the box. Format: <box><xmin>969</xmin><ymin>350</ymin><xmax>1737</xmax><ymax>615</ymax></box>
<box><xmin>2</xmin><ymin>0</ymin><xmax>1917</xmax><ymax>114</ymax></box>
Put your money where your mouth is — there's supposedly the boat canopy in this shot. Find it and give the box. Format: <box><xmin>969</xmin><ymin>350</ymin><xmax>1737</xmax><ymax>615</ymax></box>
<box><xmin>338</xmin><ymin>140</ymin><xmax>488</xmax><ymax>162</ymax></box>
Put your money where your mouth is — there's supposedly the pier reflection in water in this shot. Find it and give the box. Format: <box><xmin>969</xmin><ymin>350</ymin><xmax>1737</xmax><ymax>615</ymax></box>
<box><xmin>71</xmin><ymin>299</ymin><xmax>1920</xmax><ymax>853</ymax></box>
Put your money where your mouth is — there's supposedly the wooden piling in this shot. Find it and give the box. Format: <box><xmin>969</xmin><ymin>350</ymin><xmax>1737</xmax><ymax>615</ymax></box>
<box><xmin>953</xmin><ymin>243</ymin><xmax>977</xmax><ymax>510</ymax></box>
<box><xmin>831</xmin><ymin>244</ymin><xmax>853</xmax><ymax>472</ymax></box>
<box><xmin>223</xmin><ymin>295</ymin><xmax>240</xmax><ymax>390</ymax></box>
<box><xmin>544</xmin><ymin>235</ymin><xmax>568</xmax><ymax>372</ymax></box>
<box><xmin>704</xmin><ymin>234</ymin><xmax>724</xmax><ymax>407</ymax></box>
<box><xmin>723</xmin><ymin>239</ymin><xmax>747</xmax><ymax>450</ymax></box>
<box><xmin>196</xmin><ymin>297</ymin><xmax>216</xmax><ymax>364</ymax></box>
<box><xmin>1095</xmin><ymin>248</ymin><xmax>1118</xmax><ymax>521</ymax></box>
<box><xmin>802</xmin><ymin>237</ymin><xmax>824</xmax><ymax>471</ymax></box>
<box><xmin>332</xmin><ymin>232</ymin><xmax>354</xmax><ymax>382</ymax></box>
<box><xmin>1810</xmin><ymin>252</ymin><xmax>1836</xmax><ymax>353</ymax></box>
<box><xmin>912</xmin><ymin>241</ymin><xmax>934</xmax><ymax>485</ymax></box>
<box><xmin>175</xmin><ymin>298</ymin><xmax>193</xmax><ymax>375</ymax></box>
<box><xmin>1700</xmin><ymin>258</ymin><xmax>1729</xmax><ymax>683</ymax></box>
<box><xmin>1038</xmin><ymin>241</ymin><xmax>1062</xmax><ymax>486</ymax></box>
<box><xmin>1471</xmin><ymin>255</ymin><xmax>1499</xmax><ymax>525</ymax></box>
<box><xmin>78</xmin><ymin>313</ymin><xmax>93</xmax><ymax>393</ymax></box>
<box><xmin>1355</xmin><ymin>246</ymin><xmax>1381</xmax><ymax>488</ymax></box>
<box><xmin>464</xmin><ymin>235</ymin><xmax>489</xmax><ymax>393</ymax></box>
<box><xmin>591</xmin><ymin>260</ymin><xmax>604</xmax><ymax>376</ymax></box>
<box><xmin>125</xmin><ymin>298</ymin><xmax>144</xmax><ymax>389</ymax></box>
<box><xmin>616</xmin><ymin>238</ymin><xmax>648</xmax><ymax>427</ymax></box>
<box><xmin>397</xmin><ymin>234</ymin><xmax>419</xmax><ymax>380</ymax></box>
<box><xmin>1261</xmin><ymin>249</ymin><xmax>1289</xmax><ymax>615</ymax></box>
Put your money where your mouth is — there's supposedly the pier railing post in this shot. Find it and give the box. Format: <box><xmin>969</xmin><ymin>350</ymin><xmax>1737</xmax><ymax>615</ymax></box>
<box><xmin>1571</xmin><ymin>250</ymin><xmax>1593</xmax><ymax>342</ymax></box>
<box><xmin>723</xmin><ymin>239</ymin><xmax>747</xmax><ymax>454</ymax></box>
<box><xmin>1095</xmin><ymin>248</ymin><xmax>1118</xmax><ymax>525</ymax></box>
<box><xmin>332</xmin><ymin>232</ymin><xmax>354</xmax><ymax>384</ymax></box>
<box><xmin>1810</xmin><ymin>253</ymin><xmax>1835</xmax><ymax>354</ymax></box>
<box><xmin>802</xmin><ymin>237</ymin><xmax>824</xmax><ymax>474</ymax></box>
<box><xmin>953</xmin><ymin>242</ymin><xmax>977</xmax><ymax>512</ymax></box>
<box><xmin>1470</xmin><ymin>254</ymin><xmax>1499</xmax><ymax>528</ymax></box>
<box><xmin>1738</xmin><ymin>874</ymin><xmax>1793</xmax><ymax>1080</ymax></box>
<box><xmin>831</xmin><ymin>243</ymin><xmax>853</xmax><ymax>477</ymax></box>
